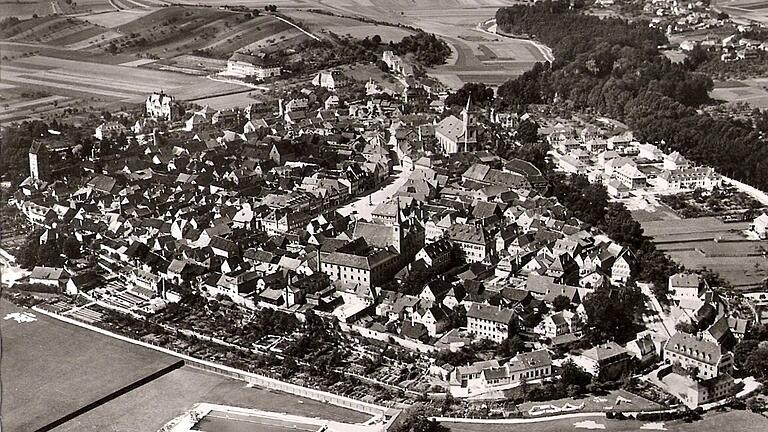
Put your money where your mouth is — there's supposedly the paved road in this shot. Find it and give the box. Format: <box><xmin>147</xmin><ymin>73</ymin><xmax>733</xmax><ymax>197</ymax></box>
<box><xmin>639</xmin><ymin>282</ymin><xmax>674</xmax><ymax>338</ymax></box>
<box><xmin>337</xmin><ymin>165</ymin><xmax>413</xmax><ymax>219</ymax></box>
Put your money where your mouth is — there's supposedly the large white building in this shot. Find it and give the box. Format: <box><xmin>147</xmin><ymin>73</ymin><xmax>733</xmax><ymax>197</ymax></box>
<box><xmin>656</xmin><ymin>167</ymin><xmax>721</xmax><ymax>191</ymax></box>
<box><xmin>614</xmin><ymin>162</ymin><xmax>647</xmax><ymax>189</ymax></box>
<box><xmin>664</xmin><ymin>331</ymin><xmax>733</xmax><ymax>380</ymax></box>
<box><xmin>467</xmin><ymin>303</ymin><xmax>515</xmax><ymax>343</ymax></box>
<box><xmin>450</xmin><ymin>350</ymin><xmax>552</xmax><ymax>397</ymax></box>
<box><xmin>226</xmin><ymin>52</ymin><xmax>281</xmax><ymax>80</ymax></box>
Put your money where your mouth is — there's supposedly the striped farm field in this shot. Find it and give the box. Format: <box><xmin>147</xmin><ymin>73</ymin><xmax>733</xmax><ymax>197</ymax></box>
<box><xmin>0</xmin><ymin>53</ymin><xmax>247</xmax><ymax>123</ymax></box>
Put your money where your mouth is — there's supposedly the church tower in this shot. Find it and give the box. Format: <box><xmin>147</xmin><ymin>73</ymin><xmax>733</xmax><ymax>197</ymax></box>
<box><xmin>462</xmin><ymin>95</ymin><xmax>471</xmax><ymax>152</ymax></box>
<box><xmin>29</xmin><ymin>141</ymin><xmax>48</xmax><ymax>181</ymax></box>
<box><xmin>392</xmin><ymin>196</ymin><xmax>404</xmax><ymax>254</ymax></box>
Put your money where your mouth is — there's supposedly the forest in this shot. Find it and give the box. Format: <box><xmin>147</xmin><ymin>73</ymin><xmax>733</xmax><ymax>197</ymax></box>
<box><xmin>495</xmin><ymin>1</ymin><xmax>768</xmax><ymax>191</ymax></box>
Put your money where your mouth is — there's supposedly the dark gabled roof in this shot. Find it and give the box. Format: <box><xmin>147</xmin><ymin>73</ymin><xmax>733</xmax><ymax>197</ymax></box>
<box><xmin>229</xmin><ymin>51</ymin><xmax>277</xmax><ymax>67</ymax></box>
<box><xmin>209</xmin><ymin>236</ymin><xmax>239</xmax><ymax>254</ymax></box>
<box><xmin>401</xmin><ymin>320</ymin><xmax>429</xmax><ymax>341</ymax></box>
<box><xmin>666</xmin><ymin>332</ymin><xmax>724</xmax><ymax>366</ymax></box>
<box><xmin>582</xmin><ymin>341</ymin><xmax>629</xmax><ymax>362</ymax></box>
<box><xmin>447</xmin><ymin>223</ymin><xmax>487</xmax><ymax>245</ymax></box>
<box><xmin>467</xmin><ymin>303</ymin><xmax>514</xmax><ymax>324</ymax></box>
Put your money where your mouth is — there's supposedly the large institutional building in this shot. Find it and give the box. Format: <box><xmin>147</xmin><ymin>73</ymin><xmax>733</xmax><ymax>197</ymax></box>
<box><xmin>226</xmin><ymin>51</ymin><xmax>282</xmax><ymax>80</ymax></box>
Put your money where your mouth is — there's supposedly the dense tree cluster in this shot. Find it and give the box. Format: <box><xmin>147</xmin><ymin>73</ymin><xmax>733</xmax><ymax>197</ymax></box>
<box><xmin>0</xmin><ymin>121</ymin><xmax>48</xmax><ymax>184</ymax></box>
<box><xmin>391</xmin><ymin>32</ymin><xmax>450</xmax><ymax>67</ymax></box>
<box><xmin>495</xmin><ymin>1</ymin><xmax>768</xmax><ymax>191</ymax></box>
<box><xmin>582</xmin><ymin>284</ymin><xmax>645</xmax><ymax>344</ymax></box>
<box><xmin>733</xmin><ymin>324</ymin><xmax>768</xmax><ymax>382</ymax></box>
<box><xmin>287</xmin><ymin>37</ymin><xmax>380</xmax><ymax>75</ymax></box>
<box><xmin>16</xmin><ymin>228</ymin><xmax>82</xmax><ymax>269</ymax></box>
<box><xmin>444</xmin><ymin>83</ymin><xmax>495</xmax><ymax>108</ymax></box>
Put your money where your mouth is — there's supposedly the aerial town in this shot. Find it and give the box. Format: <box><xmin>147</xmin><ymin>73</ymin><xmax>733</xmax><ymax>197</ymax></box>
<box><xmin>1</xmin><ymin>1</ymin><xmax>768</xmax><ymax>432</ymax></box>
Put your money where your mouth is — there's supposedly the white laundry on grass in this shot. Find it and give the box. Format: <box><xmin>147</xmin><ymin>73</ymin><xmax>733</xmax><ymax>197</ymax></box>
<box><xmin>4</xmin><ymin>311</ymin><xmax>37</xmax><ymax>323</ymax></box>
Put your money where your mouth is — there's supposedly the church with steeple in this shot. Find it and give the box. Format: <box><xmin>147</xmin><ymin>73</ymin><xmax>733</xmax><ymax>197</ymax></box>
<box><xmin>434</xmin><ymin>96</ymin><xmax>477</xmax><ymax>154</ymax></box>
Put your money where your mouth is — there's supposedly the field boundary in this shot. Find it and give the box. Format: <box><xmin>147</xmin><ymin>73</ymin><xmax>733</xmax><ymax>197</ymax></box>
<box><xmin>272</xmin><ymin>13</ymin><xmax>320</xmax><ymax>41</ymax></box>
<box><xmin>32</xmin><ymin>306</ymin><xmax>390</xmax><ymax>418</ymax></box>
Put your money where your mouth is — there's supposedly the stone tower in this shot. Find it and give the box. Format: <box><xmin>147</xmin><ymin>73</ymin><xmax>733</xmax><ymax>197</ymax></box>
<box><xmin>29</xmin><ymin>141</ymin><xmax>48</xmax><ymax>181</ymax></box>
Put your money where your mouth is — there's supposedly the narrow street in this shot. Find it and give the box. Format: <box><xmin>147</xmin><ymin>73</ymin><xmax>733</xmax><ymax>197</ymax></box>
<box><xmin>638</xmin><ymin>282</ymin><xmax>675</xmax><ymax>338</ymax></box>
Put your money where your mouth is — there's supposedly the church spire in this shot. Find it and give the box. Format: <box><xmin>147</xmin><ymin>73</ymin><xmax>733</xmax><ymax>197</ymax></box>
<box><xmin>462</xmin><ymin>94</ymin><xmax>471</xmax><ymax>152</ymax></box>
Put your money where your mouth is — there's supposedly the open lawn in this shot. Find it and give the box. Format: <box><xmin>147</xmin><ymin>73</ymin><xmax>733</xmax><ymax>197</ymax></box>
<box><xmin>0</xmin><ymin>300</ymin><xmax>180</xmax><ymax>432</ymax></box>
<box><xmin>339</xmin><ymin>62</ymin><xmax>405</xmax><ymax>93</ymax></box>
<box><xmin>444</xmin><ymin>409</ymin><xmax>768</xmax><ymax>432</ymax></box>
<box><xmin>0</xmin><ymin>0</ymin><xmax>41</xmax><ymax>18</ymax></box>
<box><xmin>51</xmin><ymin>366</ymin><xmax>372</xmax><ymax>431</ymax></box>
<box><xmin>641</xmin><ymin>216</ymin><xmax>749</xmax><ymax>237</ymax></box>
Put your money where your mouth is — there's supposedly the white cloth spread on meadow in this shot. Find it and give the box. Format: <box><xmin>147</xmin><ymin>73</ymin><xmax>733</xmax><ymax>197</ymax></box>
<box><xmin>4</xmin><ymin>312</ymin><xmax>37</xmax><ymax>323</ymax></box>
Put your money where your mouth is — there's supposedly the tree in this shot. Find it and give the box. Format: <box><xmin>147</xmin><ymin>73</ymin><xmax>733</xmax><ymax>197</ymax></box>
<box><xmin>497</xmin><ymin>335</ymin><xmax>525</xmax><ymax>357</ymax></box>
<box><xmin>552</xmin><ymin>295</ymin><xmax>571</xmax><ymax>312</ymax></box>
<box><xmin>515</xmin><ymin>119</ymin><xmax>539</xmax><ymax>144</ymax></box>
<box><xmin>62</xmin><ymin>236</ymin><xmax>81</xmax><ymax>259</ymax></box>
<box><xmin>582</xmin><ymin>285</ymin><xmax>643</xmax><ymax>344</ymax></box>
<box><xmin>444</xmin><ymin>83</ymin><xmax>495</xmax><ymax>108</ymax></box>
<box><xmin>391</xmin><ymin>32</ymin><xmax>451</xmax><ymax>66</ymax></box>
<box><xmin>685</xmin><ymin>364</ymin><xmax>700</xmax><ymax>379</ymax></box>
<box><xmin>744</xmin><ymin>347</ymin><xmax>768</xmax><ymax>380</ymax></box>
<box><xmin>394</xmin><ymin>408</ymin><xmax>450</xmax><ymax>432</ymax></box>
<box><xmin>675</xmin><ymin>321</ymin><xmax>697</xmax><ymax>335</ymax></box>
<box><xmin>560</xmin><ymin>361</ymin><xmax>592</xmax><ymax>391</ymax></box>
<box><xmin>448</xmin><ymin>304</ymin><xmax>467</xmax><ymax>328</ymax></box>
<box><xmin>734</xmin><ymin>339</ymin><xmax>760</xmax><ymax>371</ymax></box>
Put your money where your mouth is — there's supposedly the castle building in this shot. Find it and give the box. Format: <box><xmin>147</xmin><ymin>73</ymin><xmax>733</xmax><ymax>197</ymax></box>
<box><xmin>145</xmin><ymin>91</ymin><xmax>177</xmax><ymax>121</ymax></box>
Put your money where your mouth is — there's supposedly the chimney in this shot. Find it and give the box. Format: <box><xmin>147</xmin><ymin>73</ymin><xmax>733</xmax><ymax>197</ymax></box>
<box><xmin>279</xmin><ymin>99</ymin><xmax>284</xmax><ymax>117</ymax></box>
<box><xmin>152</xmin><ymin>128</ymin><xmax>159</xmax><ymax>147</ymax></box>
